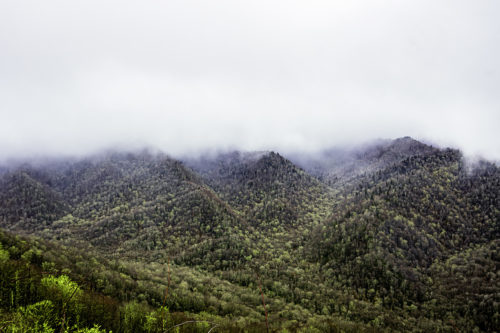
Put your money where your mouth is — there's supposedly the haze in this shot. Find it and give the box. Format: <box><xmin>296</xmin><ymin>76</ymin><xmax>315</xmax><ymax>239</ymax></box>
<box><xmin>1</xmin><ymin>0</ymin><xmax>499</xmax><ymax>161</ymax></box>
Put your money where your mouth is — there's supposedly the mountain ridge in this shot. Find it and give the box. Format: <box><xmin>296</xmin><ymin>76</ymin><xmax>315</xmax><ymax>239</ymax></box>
<box><xmin>0</xmin><ymin>137</ymin><xmax>498</xmax><ymax>332</ymax></box>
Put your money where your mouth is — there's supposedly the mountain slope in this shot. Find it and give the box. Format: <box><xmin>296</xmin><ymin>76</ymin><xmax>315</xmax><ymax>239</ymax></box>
<box><xmin>0</xmin><ymin>170</ymin><xmax>68</xmax><ymax>230</ymax></box>
<box><xmin>290</xmin><ymin>136</ymin><xmax>440</xmax><ymax>186</ymax></box>
<box><xmin>0</xmin><ymin>153</ymin><xmax>255</xmax><ymax>269</ymax></box>
<box><xmin>306</xmin><ymin>144</ymin><xmax>499</xmax><ymax>329</ymax></box>
<box><xmin>185</xmin><ymin>151</ymin><xmax>334</xmax><ymax>228</ymax></box>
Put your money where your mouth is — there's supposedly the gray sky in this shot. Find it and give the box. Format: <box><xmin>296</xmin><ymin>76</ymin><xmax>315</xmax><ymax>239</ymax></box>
<box><xmin>1</xmin><ymin>0</ymin><xmax>499</xmax><ymax>160</ymax></box>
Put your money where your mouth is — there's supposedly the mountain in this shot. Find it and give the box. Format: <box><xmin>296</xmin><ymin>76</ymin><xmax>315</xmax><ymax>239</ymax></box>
<box><xmin>0</xmin><ymin>153</ymin><xmax>254</xmax><ymax>270</ymax></box>
<box><xmin>185</xmin><ymin>151</ymin><xmax>334</xmax><ymax>228</ymax></box>
<box><xmin>0</xmin><ymin>170</ymin><xmax>68</xmax><ymax>229</ymax></box>
<box><xmin>289</xmin><ymin>136</ymin><xmax>439</xmax><ymax>186</ymax></box>
<box><xmin>0</xmin><ymin>138</ymin><xmax>498</xmax><ymax>332</ymax></box>
<box><xmin>308</xmin><ymin>147</ymin><xmax>499</xmax><ymax>314</ymax></box>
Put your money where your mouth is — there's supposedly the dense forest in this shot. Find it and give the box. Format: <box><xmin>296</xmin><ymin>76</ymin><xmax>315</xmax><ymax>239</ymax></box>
<box><xmin>0</xmin><ymin>137</ymin><xmax>498</xmax><ymax>332</ymax></box>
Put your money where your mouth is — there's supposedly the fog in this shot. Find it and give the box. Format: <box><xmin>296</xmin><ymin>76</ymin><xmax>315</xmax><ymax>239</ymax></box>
<box><xmin>1</xmin><ymin>0</ymin><xmax>499</xmax><ymax>161</ymax></box>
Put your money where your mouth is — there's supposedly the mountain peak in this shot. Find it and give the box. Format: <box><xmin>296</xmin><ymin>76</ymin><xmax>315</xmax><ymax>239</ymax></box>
<box><xmin>252</xmin><ymin>151</ymin><xmax>289</xmax><ymax>169</ymax></box>
<box><xmin>355</xmin><ymin>137</ymin><xmax>437</xmax><ymax>162</ymax></box>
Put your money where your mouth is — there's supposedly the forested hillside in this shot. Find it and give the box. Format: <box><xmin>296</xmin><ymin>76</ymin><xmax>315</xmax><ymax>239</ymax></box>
<box><xmin>0</xmin><ymin>138</ymin><xmax>498</xmax><ymax>332</ymax></box>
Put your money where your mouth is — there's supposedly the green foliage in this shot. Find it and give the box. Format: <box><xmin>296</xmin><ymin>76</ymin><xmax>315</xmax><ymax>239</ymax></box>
<box><xmin>0</xmin><ymin>243</ymin><xmax>9</xmax><ymax>263</ymax></box>
<box><xmin>10</xmin><ymin>300</ymin><xmax>56</xmax><ymax>333</ymax></box>
<box><xmin>74</xmin><ymin>325</ymin><xmax>109</xmax><ymax>333</ymax></box>
<box><xmin>41</xmin><ymin>275</ymin><xmax>82</xmax><ymax>303</ymax></box>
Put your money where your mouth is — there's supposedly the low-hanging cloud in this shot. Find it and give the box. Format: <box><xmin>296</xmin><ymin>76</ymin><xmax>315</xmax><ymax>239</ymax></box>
<box><xmin>1</xmin><ymin>0</ymin><xmax>499</xmax><ymax>161</ymax></box>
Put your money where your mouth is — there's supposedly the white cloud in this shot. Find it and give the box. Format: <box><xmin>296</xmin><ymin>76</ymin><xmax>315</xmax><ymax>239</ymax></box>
<box><xmin>1</xmin><ymin>0</ymin><xmax>499</xmax><ymax>160</ymax></box>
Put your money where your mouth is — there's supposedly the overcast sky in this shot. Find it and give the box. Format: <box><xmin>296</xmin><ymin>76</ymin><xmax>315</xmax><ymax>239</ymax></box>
<box><xmin>1</xmin><ymin>0</ymin><xmax>499</xmax><ymax>160</ymax></box>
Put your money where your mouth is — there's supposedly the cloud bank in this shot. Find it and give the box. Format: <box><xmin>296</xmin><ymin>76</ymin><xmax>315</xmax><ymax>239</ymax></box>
<box><xmin>1</xmin><ymin>0</ymin><xmax>499</xmax><ymax>160</ymax></box>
